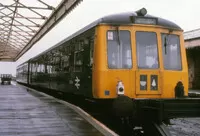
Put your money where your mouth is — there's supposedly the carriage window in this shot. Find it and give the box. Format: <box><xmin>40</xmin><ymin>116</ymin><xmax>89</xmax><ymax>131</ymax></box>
<box><xmin>90</xmin><ymin>39</ymin><xmax>94</xmax><ymax>66</ymax></box>
<box><xmin>161</xmin><ymin>34</ymin><xmax>182</xmax><ymax>70</ymax></box>
<box><xmin>136</xmin><ymin>32</ymin><xmax>159</xmax><ymax>69</ymax></box>
<box><xmin>74</xmin><ymin>51</ymin><xmax>83</xmax><ymax>72</ymax></box>
<box><xmin>62</xmin><ymin>55</ymin><xmax>70</xmax><ymax>72</ymax></box>
<box><xmin>107</xmin><ymin>30</ymin><xmax>132</xmax><ymax>69</ymax></box>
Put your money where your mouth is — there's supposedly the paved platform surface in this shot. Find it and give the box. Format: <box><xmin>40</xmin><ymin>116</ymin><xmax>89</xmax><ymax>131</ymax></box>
<box><xmin>189</xmin><ymin>89</ymin><xmax>200</xmax><ymax>93</ymax></box>
<box><xmin>189</xmin><ymin>89</ymin><xmax>200</xmax><ymax>97</ymax></box>
<box><xmin>0</xmin><ymin>84</ymin><xmax>105</xmax><ymax>136</ymax></box>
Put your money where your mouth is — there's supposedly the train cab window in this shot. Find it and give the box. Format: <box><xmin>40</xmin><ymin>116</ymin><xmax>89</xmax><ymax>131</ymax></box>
<box><xmin>107</xmin><ymin>30</ymin><xmax>132</xmax><ymax>69</ymax></box>
<box><xmin>136</xmin><ymin>32</ymin><xmax>158</xmax><ymax>69</ymax></box>
<box><xmin>161</xmin><ymin>34</ymin><xmax>182</xmax><ymax>70</ymax></box>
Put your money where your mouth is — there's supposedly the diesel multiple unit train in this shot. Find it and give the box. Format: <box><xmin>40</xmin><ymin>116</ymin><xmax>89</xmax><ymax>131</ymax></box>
<box><xmin>17</xmin><ymin>8</ymin><xmax>200</xmax><ymax>122</ymax></box>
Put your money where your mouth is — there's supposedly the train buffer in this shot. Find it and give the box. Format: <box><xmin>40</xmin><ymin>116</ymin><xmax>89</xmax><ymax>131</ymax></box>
<box><xmin>0</xmin><ymin>74</ymin><xmax>12</xmax><ymax>85</ymax></box>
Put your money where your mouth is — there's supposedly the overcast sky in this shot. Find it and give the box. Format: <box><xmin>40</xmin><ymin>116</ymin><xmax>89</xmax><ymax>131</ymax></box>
<box><xmin>1</xmin><ymin>0</ymin><xmax>200</xmax><ymax>76</ymax></box>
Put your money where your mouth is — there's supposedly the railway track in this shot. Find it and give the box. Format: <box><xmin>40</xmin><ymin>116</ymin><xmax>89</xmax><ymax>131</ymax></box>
<box><xmin>167</xmin><ymin>118</ymin><xmax>200</xmax><ymax>136</ymax></box>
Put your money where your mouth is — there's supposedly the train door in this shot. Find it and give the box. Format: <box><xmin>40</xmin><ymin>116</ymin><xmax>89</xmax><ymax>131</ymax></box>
<box><xmin>134</xmin><ymin>30</ymin><xmax>161</xmax><ymax>96</ymax></box>
<box><xmin>106</xmin><ymin>28</ymin><xmax>134</xmax><ymax>97</ymax></box>
<box><xmin>81</xmin><ymin>38</ymin><xmax>93</xmax><ymax>97</ymax></box>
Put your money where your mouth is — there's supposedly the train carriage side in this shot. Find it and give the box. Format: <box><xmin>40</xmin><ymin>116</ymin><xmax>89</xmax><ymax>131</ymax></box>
<box><xmin>27</xmin><ymin>27</ymin><xmax>96</xmax><ymax>97</ymax></box>
<box><xmin>16</xmin><ymin>61</ymin><xmax>30</xmax><ymax>85</ymax></box>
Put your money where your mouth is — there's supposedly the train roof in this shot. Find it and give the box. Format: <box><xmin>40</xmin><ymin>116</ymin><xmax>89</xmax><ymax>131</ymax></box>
<box><xmin>27</xmin><ymin>9</ymin><xmax>182</xmax><ymax>62</ymax></box>
<box><xmin>95</xmin><ymin>12</ymin><xmax>182</xmax><ymax>30</ymax></box>
<box><xmin>58</xmin><ymin>11</ymin><xmax>182</xmax><ymax>46</ymax></box>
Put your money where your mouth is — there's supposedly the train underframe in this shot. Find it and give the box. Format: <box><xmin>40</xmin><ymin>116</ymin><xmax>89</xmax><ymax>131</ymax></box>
<box><xmin>112</xmin><ymin>95</ymin><xmax>200</xmax><ymax>122</ymax></box>
<box><xmin>111</xmin><ymin>95</ymin><xmax>200</xmax><ymax>135</ymax></box>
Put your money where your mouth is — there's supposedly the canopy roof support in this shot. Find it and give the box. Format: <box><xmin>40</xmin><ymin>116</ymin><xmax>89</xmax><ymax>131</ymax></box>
<box><xmin>0</xmin><ymin>0</ymin><xmax>82</xmax><ymax>61</ymax></box>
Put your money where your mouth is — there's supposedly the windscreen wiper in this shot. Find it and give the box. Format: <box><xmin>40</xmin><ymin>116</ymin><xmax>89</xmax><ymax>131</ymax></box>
<box><xmin>164</xmin><ymin>36</ymin><xmax>168</xmax><ymax>54</ymax></box>
<box><xmin>116</xmin><ymin>26</ymin><xmax>121</xmax><ymax>46</ymax></box>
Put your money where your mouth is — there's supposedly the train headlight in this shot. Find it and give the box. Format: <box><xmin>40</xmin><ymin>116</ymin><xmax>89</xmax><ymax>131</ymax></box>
<box><xmin>136</xmin><ymin>8</ymin><xmax>147</xmax><ymax>16</ymax></box>
<box><xmin>116</xmin><ymin>81</ymin><xmax>124</xmax><ymax>95</ymax></box>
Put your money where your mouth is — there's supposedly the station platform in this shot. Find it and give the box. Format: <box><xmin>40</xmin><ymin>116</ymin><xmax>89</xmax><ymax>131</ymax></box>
<box><xmin>189</xmin><ymin>89</ymin><xmax>200</xmax><ymax>97</ymax></box>
<box><xmin>0</xmin><ymin>83</ymin><xmax>117</xmax><ymax>136</ymax></box>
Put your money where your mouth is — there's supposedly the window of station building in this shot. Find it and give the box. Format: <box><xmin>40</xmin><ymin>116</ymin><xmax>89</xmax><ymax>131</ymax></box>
<box><xmin>161</xmin><ymin>34</ymin><xmax>182</xmax><ymax>70</ymax></box>
<box><xmin>107</xmin><ymin>30</ymin><xmax>132</xmax><ymax>69</ymax></box>
<box><xmin>136</xmin><ymin>31</ymin><xmax>159</xmax><ymax>69</ymax></box>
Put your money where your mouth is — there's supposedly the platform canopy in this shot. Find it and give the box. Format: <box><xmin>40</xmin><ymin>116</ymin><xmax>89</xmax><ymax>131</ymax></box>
<box><xmin>184</xmin><ymin>28</ymin><xmax>200</xmax><ymax>49</ymax></box>
<box><xmin>0</xmin><ymin>0</ymin><xmax>82</xmax><ymax>61</ymax></box>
